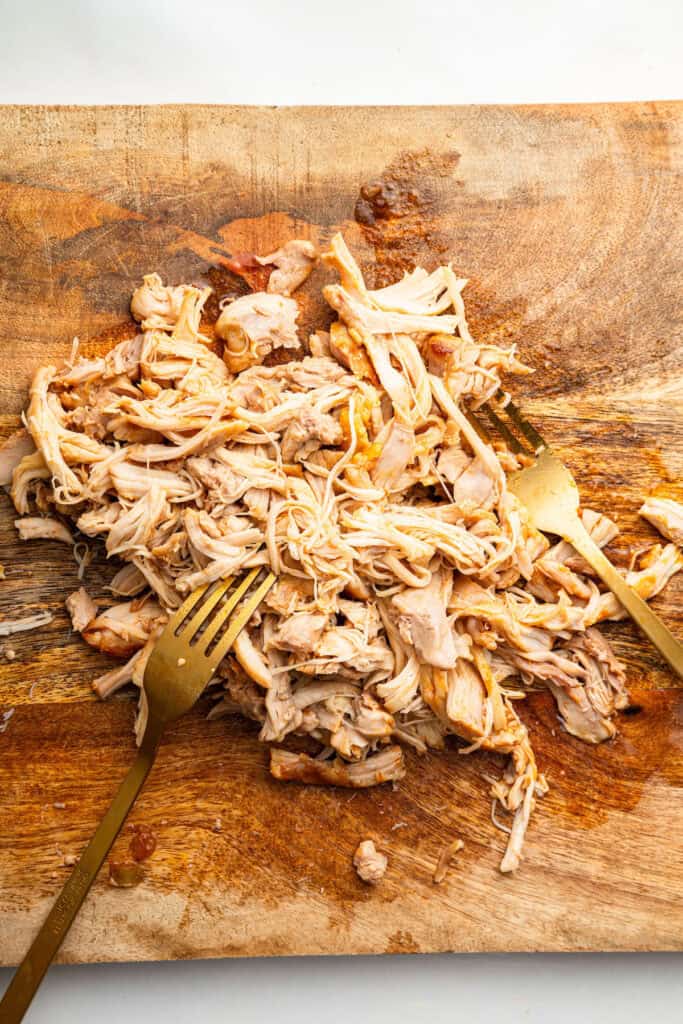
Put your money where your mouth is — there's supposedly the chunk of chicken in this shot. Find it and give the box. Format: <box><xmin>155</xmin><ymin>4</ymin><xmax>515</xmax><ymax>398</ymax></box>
<box><xmin>270</xmin><ymin>745</ymin><xmax>405</xmax><ymax>787</ymax></box>
<box><xmin>432</xmin><ymin>838</ymin><xmax>465</xmax><ymax>884</ymax></box>
<box><xmin>66</xmin><ymin>587</ymin><xmax>98</xmax><ymax>633</ymax></box>
<box><xmin>353</xmin><ymin>840</ymin><xmax>388</xmax><ymax>884</ymax></box>
<box><xmin>130</xmin><ymin>274</ymin><xmax>199</xmax><ymax>330</ymax></box>
<box><xmin>280</xmin><ymin>407</ymin><xmax>343</xmax><ymax>462</ymax></box>
<box><xmin>14</xmin><ymin>516</ymin><xmax>73</xmax><ymax>545</ymax></box>
<box><xmin>546</xmin><ymin>681</ymin><xmax>616</xmax><ymax>744</ymax></box>
<box><xmin>255</xmin><ymin>240</ymin><xmax>318</xmax><ymax>296</ymax></box>
<box><xmin>639</xmin><ymin>497</ymin><xmax>683</xmax><ymax>546</ymax></box>
<box><xmin>216</xmin><ymin>293</ymin><xmax>300</xmax><ymax>373</ymax></box>
<box><xmin>593</xmin><ymin>543</ymin><xmax>683</xmax><ymax>622</ymax></box>
<box><xmin>0</xmin><ymin>429</ymin><xmax>35</xmax><ymax>486</ymax></box>
<box><xmin>372</xmin><ymin>419</ymin><xmax>414</xmax><ymax>490</ymax></box>
<box><xmin>324</xmin><ymin>284</ymin><xmax>460</xmax><ymax>338</ymax></box>
<box><xmin>268</xmin><ymin>612</ymin><xmax>328</xmax><ymax>656</ymax></box>
<box><xmin>82</xmin><ymin>598</ymin><xmax>165</xmax><ymax>659</ymax></box>
<box><xmin>543</xmin><ymin>627</ymin><xmax>628</xmax><ymax>743</ymax></box>
<box><xmin>10</xmin><ymin>450</ymin><xmax>51</xmax><ymax>514</ymax></box>
<box><xmin>391</xmin><ymin>570</ymin><xmax>459</xmax><ymax>669</ymax></box>
<box><xmin>233</xmin><ymin>629</ymin><xmax>273</xmax><ymax>689</ymax></box>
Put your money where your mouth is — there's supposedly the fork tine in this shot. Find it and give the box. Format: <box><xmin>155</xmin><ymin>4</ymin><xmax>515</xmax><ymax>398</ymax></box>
<box><xmin>178</xmin><ymin>577</ymin><xmax>233</xmax><ymax>640</ymax></box>
<box><xmin>163</xmin><ymin>583</ymin><xmax>210</xmax><ymax>636</ymax></box>
<box><xmin>464</xmin><ymin>406</ymin><xmax>493</xmax><ymax>443</ymax></box>
<box><xmin>194</xmin><ymin>568</ymin><xmax>262</xmax><ymax>652</ymax></box>
<box><xmin>482</xmin><ymin>402</ymin><xmax>533</xmax><ymax>455</ymax></box>
<box><xmin>496</xmin><ymin>391</ymin><xmax>547</xmax><ymax>453</ymax></box>
<box><xmin>208</xmin><ymin>571</ymin><xmax>277</xmax><ymax>669</ymax></box>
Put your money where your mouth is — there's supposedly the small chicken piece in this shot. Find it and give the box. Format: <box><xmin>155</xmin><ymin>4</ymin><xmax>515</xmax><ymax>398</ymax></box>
<box><xmin>432</xmin><ymin>838</ymin><xmax>465</xmax><ymax>884</ymax></box>
<box><xmin>130</xmin><ymin>274</ymin><xmax>196</xmax><ymax>329</ymax></box>
<box><xmin>443</xmin><ymin>661</ymin><xmax>489</xmax><ymax>740</ymax></box>
<box><xmin>264</xmin><ymin>575</ymin><xmax>315</xmax><ymax>616</ymax></box>
<box><xmin>324</xmin><ymin>284</ymin><xmax>460</xmax><ymax>338</ymax></box>
<box><xmin>270</xmin><ymin>745</ymin><xmax>405</xmax><ymax>787</ymax></box>
<box><xmin>255</xmin><ymin>240</ymin><xmax>318</xmax><ymax>296</ymax></box>
<box><xmin>328</xmin><ymin>321</ymin><xmax>377</xmax><ymax>381</ymax></box>
<box><xmin>109</xmin><ymin>564</ymin><xmax>147</xmax><ymax>597</ymax></box>
<box><xmin>210</xmin><ymin>672</ymin><xmax>267</xmax><ymax>724</ymax></box>
<box><xmin>436</xmin><ymin>445</ymin><xmax>470</xmax><ymax>485</ymax></box>
<box><xmin>640</xmin><ymin>497</ymin><xmax>683</xmax><ymax>546</ymax></box>
<box><xmin>391</xmin><ymin>570</ymin><xmax>459</xmax><ymax>669</ymax></box>
<box><xmin>594</xmin><ymin>543</ymin><xmax>683</xmax><ymax>621</ymax></box>
<box><xmin>338</xmin><ymin>599</ymin><xmax>381</xmax><ymax>638</ymax></box>
<box><xmin>216</xmin><ymin>292</ymin><xmax>300</xmax><ymax>373</ymax></box>
<box><xmin>82</xmin><ymin>598</ymin><xmax>165</xmax><ymax>659</ymax></box>
<box><xmin>351</xmin><ymin>692</ymin><xmax>395</xmax><ymax>738</ymax></box>
<box><xmin>268</xmin><ymin>612</ymin><xmax>328</xmax><ymax>655</ymax></box>
<box><xmin>309</xmin><ymin>330</ymin><xmax>331</xmax><ymax>358</ymax></box>
<box><xmin>575</xmin><ymin>628</ymin><xmax>629</xmax><ymax>711</ymax></box>
<box><xmin>541</xmin><ymin>627</ymin><xmax>628</xmax><ymax>744</ymax></box>
<box><xmin>547</xmin><ymin>681</ymin><xmax>616</xmax><ymax>744</ymax></box>
<box><xmin>10</xmin><ymin>450</ymin><xmax>52</xmax><ymax>515</ymax></box>
<box><xmin>353</xmin><ymin>840</ymin><xmax>388</xmax><ymax>885</ymax></box>
<box><xmin>66</xmin><ymin>587</ymin><xmax>98</xmax><ymax>633</ymax></box>
<box><xmin>313</xmin><ymin>628</ymin><xmax>394</xmax><ymax>676</ymax></box>
<box><xmin>450</xmin><ymin>457</ymin><xmax>496</xmax><ymax>508</ymax></box>
<box><xmin>233</xmin><ymin>629</ymin><xmax>272</xmax><ymax>689</ymax></box>
<box><xmin>372</xmin><ymin>419</ymin><xmax>415</xmax><ymax>490</ymax></box>
<box><xmin>0</xmin><ymin>429</ymin><xmax>35</xmax><ymax>486</ymax></box>
<box><xmin>14</xmin><ymin>516</ymin><xmax>73</xmax><ymax>545</ymax></box>
<box><xmin>91</xmin><ymin>652</ymin><xmax>139</xmax><ymax>698</ymax></box>
<box><xmin>280</xmin><ymin>407</ymin><xmax>343</xmax><ymax>462</ymax></box>
<box><xmin>0</xmin><ymin>611</ymin><xmax>53</xmax><ymax>638</ymax></box>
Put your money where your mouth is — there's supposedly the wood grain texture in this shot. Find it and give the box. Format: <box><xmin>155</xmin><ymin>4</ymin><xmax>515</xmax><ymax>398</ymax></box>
<box><xmin>0</xmin><ymin>104</ymin><xmax>682</xmax><ymax>963</ymax></box>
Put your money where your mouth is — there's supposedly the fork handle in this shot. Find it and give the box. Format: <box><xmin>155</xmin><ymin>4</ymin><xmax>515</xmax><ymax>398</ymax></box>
<box><xmin>0</xmin><ymin>717</ymin><xmax>164</xmax><ymax>1023</ymax></box>
<box><xmin>566</xmin><ymin>521</ymin><xmax>683</xmax><ymax>678</ymax></box>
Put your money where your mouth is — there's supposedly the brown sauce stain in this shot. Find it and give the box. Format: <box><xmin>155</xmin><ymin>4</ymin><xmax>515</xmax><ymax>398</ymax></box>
<box><xmin>354</xmin><ymin>149</ymin><xmax>461</xmax><ymax>287</ymax></box>
<box><xmin>524</xmin><ymin>689</ymin><xmax>682</xmax><ymax>830</ymax></box>
<box><xmin>129</xmin><ymin>823</ymin><xmax>157</xmax><ymax>862</ymax></box>
<box><xmin>641</xmin><ymin>448</ymin><xmax>682</xmax><ymax>493</ymax></box>
<box><xmin>385</xmin><ymin>929</ymin><xmax>420</xmax><ymax>954</ymax></box>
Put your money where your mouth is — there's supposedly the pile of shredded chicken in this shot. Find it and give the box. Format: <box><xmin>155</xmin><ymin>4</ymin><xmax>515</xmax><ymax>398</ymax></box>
<box><xmin>3</xmin><ymin>233</ymin><xmax>682</xmax><ymax>873</ymax></box>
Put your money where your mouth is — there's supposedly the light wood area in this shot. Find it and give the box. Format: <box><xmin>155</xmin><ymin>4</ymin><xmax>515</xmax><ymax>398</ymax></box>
<box><xmin>0</xmin><ymin>104</ymin><xmax>681</xmax><ymax>962</ymax></box>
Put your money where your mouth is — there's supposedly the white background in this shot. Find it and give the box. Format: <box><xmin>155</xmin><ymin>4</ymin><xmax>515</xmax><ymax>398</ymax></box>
<box><xmin>1</xmin><ymin>0</ymin><xmax>681</xmax><ymax>1020</ymax></box>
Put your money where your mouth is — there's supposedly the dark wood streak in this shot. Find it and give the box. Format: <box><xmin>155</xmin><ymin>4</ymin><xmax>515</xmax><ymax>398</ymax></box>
<box><xmin>0</xmin><ymin>103</ymin><xmax>682</xmax><ymax>963</ymax></box>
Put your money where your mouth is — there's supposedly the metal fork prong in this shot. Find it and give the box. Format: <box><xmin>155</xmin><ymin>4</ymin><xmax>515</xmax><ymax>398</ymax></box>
<box><xmin>482</xmin><ymin>402</ymin><xmax>533</xmax><ymax>455</ymax></box>
<box><xmin>209</xmin><ymin>571</ymin><xmax>277</xmax><ymax>668</ymax></box>
<box><xmin>164</xmin><ymin>583</ymin><xmax>210</xmax><ymax>636</ymax></box>
<box><xmin>178</xmin><ymin>578</ymin><xmax>234</xmax><ymax>640</ymax></box>
<box><xmin>194</xmin><ymin>568</ymin><xmax>261</xmax><ymax>652</ymax></box>
<box><xmin>464</xmin><ymin>407</ymin><xmax>493</xmax><ymax>444</ymax></box>
<box><xmin>497</xmin><ymin>391</ymin><xmax>548</xmax><ymax>453</ymax></box>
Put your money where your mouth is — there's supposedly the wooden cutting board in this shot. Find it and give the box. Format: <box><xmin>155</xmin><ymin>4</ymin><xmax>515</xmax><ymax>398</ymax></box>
<box><xmin>0</xmin><ymin>104</ymin><xmax>682</xmax><ymax>964</ymax></box>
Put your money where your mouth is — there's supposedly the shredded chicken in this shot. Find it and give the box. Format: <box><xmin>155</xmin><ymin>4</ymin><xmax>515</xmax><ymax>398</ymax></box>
<box><xmin>15</xmin><ymin>516</ymin><xmax>73</xmax><ymax>545</ymax></box>
<box><xmin>216</xmin><ymin>292</ymin><xmax>300</xmax><ymax>372</ymax></box>
<box><xmin>0</xmin><ymin>428</ymin><xmax>35</xmax><ymax>486</ymax></box>
<box><xmin>270</xmin><ymin>746</ymin><xmax>406</xmax><ymax>787</ymax></box>
<box><xmin>256</xmin><ymin>240</ymin><xmax>318</xmax><ymax>296</ymax></box>
<box><xmin>0</xmin><ymin>611</ymin><xmax>53</xmax><ymax>636</ymax></box>
<box><xmin>639</xmin><ymin>497</ymin><xmax>683</xmax><ymax>546</ymax></box>
<box><xmin>353</xmin><ymin>839</ymin><xmax>388</xmax><ymax>884</ymax></box>
<box><xmin>66</xmin><ymin>587</ymin><xmax>98</xmax><ymax>633</ymax></box>
<box><xmin>2</xmin><ymin>231</ymin><xmax>681</xmax><ymax>874</ymax></box>
<box><xmin>433</xmin><ymin>838</ymin><xmax>465</xmax><ymax>884</ymax></box>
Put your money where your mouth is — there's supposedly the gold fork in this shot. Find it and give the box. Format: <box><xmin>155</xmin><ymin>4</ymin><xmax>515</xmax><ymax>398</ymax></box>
<box><xmin>1</xmin><ymin>567</ymin><xmax>276</xmax><ymax>1023</ymax></box>
<box><xmin>471</xmin><ymin>393</ymin><xmax>683</xmax><ymax>678</ymax></box>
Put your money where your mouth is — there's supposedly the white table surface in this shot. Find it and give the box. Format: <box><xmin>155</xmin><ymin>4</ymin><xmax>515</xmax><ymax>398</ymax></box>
<box><xmin>1</xmin><ymin>1</ymin><xmax>681</xmax><ymax>1020</ymax></box>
